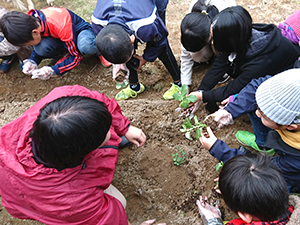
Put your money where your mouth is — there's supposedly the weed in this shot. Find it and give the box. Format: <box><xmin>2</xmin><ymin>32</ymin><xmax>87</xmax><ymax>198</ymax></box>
<box><xmin>172</xmin><ymin>146</ymin><xmax>186</xmax><ymax>166</ymax></box>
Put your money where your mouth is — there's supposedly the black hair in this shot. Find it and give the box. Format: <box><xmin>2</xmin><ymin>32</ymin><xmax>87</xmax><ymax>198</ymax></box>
<box><xmin>219</xmin><ymin>154</ymin><xmax>289</xmax><ymax>221</ymax></box>
<box><xmin>96</xmin><ymin>24</ymin><xmax>133</xmax><ymax>64</ymax></box>
<box><xmin>0</xmin><ymin>11</ymin><xmax>39</xmax><ymax>46</ymax></box>
<box><xmin>29</xmin><ymin>96</ymin><xmax>112</xmax><ymax>168</ymax></box>
<box><xmin>180</xmin><ymin>0</ymin><xmax>218</xmax><ymax>52</ymax></box>
<box><xmin>213</xmin><ymin>6</ymin><xmax>252</xmax><ymax>56</ymax></box>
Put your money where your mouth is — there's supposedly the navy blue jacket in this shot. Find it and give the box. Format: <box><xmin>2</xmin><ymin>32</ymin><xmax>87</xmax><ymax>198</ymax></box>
<box><xmin>210</xmin><ymin>76</ymin><xmax>300</xmax><ymax>186</ymax></box>
<box><xmin>92</xmin><ymin>0</ymin><xmax>168</xmax><ymax>62</ymax></box>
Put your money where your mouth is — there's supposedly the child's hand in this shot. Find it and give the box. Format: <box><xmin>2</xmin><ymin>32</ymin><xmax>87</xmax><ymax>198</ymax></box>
<box><xmin>22</xmin><ymin>59</ymin><xmax>38</xmax><ymax>75</ymax></box>
<box><xmin>196</xmin><ymin>196</ymin><xmax>221</xmax><ymax>225</ymax></box>
<box><xmin>133</xmin><ymin>54</ymin><xmax>147</xmax><ymax>70</ymax></box>
<box><xmin>139</xmin><ymin>219</ymin><xmax>166</xmax><ymax>225</ymax></box>
<box><xmin>31</xmin><ymin>66</ymin><xmax>55</xmax><ymax>80</ymax></box>
<box><xmin>199</xmin><ymin>127</ymin><xmax>217</xmax><ymax>150</ymax></box>
<box><xmin>125</xmin><ymin>125</ymin><xmax>146</xmax><ymax>147</ymax></box>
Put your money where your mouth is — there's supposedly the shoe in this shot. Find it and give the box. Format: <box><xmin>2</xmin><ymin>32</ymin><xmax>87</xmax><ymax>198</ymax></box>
<box><xmin>238</xmin><ymin>146</ymin><xmax>251</xmax><ymax>154</ymax></box>
<box><xmin>99</xmin><ymin>55</ymin><xmax>112</xmax><ymax>67</ymax></box>
<box><xmin>236</xmin><ymin>131</ymin><xmax>275</xmax><ymax>156</ymax></box>
<box><xmin>218</xmin><ymin>73</ymin><xmax>230</xmax><ymax>84</ymax></box>
<box><xmin>163</xmin><ymin>83</ymin><xmax>180</xmax><ymax>100</ymax></box>
<box><xmin>0</xmin><ymin>55</ymin><xmax>15</xmax><ymax>73</ymax></box>
<box><xmin>115</xmin><ymin>83</ymin><xmax>145</xmax><ymax>100</ymax></box>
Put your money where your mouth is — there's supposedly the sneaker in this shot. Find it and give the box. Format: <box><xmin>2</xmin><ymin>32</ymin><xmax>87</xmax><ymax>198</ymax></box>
<box><xmin>163</xmin><ymin>83</ymin><xmax>180</xmax><ymax>100</ymax></box>
<box><xmin>192</xmin><ymin>62</ymin><xmax>202</xmax><ymax>70</ymax></box>
<box><xmin>115</xmin><ymin>83</ymin><xmax>145</xmax><ymax>100</ymax></box>
<box><xmin>0</xmin><ymin>55</ymin><xmax>15</xmax><ymax>73</ymax></box>
<box><xmin>99</xmin><ymin>55</ymin><xmax>112</xmax><ymax>67</ymax></box>
<box><xmin>218</xmin><ymin>73</ymin><xmax>230</xmax><ymax>84</ymax></box>
<box><xmin>236</xmin><ymin>130</ymin><xmax>275</xmax><ymax>156</ymax></box>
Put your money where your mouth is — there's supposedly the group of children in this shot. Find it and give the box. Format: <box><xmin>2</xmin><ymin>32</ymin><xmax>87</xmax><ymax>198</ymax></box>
<box><xmin>0</xmin><ymin>0</ymin><xmax>300</xmax><ymax>224</ymax></box>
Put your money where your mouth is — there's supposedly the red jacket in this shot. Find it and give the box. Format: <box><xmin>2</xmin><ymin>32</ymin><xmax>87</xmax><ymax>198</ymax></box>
<box><xmin>0</xmin><ymin>85</ymin><xmax>130</xmax><ymax>224</ymax></box>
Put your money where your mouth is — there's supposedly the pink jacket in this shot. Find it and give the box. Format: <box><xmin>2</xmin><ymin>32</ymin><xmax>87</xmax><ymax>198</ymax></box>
<box><xmin>0</xmin><ymin>85</ymin><xmax>130</xmax><ymax>225</ymax></box>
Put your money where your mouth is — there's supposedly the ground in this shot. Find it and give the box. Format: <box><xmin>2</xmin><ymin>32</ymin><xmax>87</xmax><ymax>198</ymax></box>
<box><xmin>0</xmin><ymin>0</ymin><xmax>299</xmax><ymax>224</ymax></box>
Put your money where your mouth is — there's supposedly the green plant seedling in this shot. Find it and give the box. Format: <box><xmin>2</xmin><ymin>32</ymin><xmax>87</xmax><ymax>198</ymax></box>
<box><xmin>180</xmin><ymin>115</ymin><xmax>208</xmax><ymax>140</ymax></box>
<box><xmin>172</xmin><ymin>146</ymin><xmax>186</xmax><ymax>166</ymax></box>
<box><xmin>215</xmin><ymin>161</ymin><xmax>224</xmax><ymax>172</ymax></box>
<box><xmin>173</xmin><ymin>84</ymin><xmax>198</xmax><ymax>109</ymax></box>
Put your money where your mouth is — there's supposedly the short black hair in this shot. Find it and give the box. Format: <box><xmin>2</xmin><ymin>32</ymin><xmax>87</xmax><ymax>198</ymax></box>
<box><xmin>213</xmin><ymin>6</ymin><xmax>252</xmax><ymax>56</ymax></box>
<box><xmin>30</xmin><ymin>96</ymin><xmax>112</xmax><ymax>168</ymax></box>
<box><xmin>0</xmin><ymin>11</ymin><xmax>39</xmax><ymax>46</ymax></box>
<box><xmin>96</xmin><ymin>24</ymin><xmax>133</xmax><ymax>64</ymax></box>
<box><xmin>180</xmin><ymin>0</ymin><xmax>218</xmax><ymax>52</ymax></box>
<box><xmin>219</xmin><ymin>154</ymin><xmax>289</xmax><ymax>221</ymax></box>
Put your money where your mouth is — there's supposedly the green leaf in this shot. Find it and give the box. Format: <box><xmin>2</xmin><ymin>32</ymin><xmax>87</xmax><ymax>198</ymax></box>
<box><xmin>216</xmin><ymin>161</ymin><xmax>224</xmax><ymax>172</ymax></box>
<box><xmin>173</xmin><ymin>92</ymin><xmax>183</xmax><ymax>101</ymax></box>
<box><xmin>184</xmin><ymin>118</ymin><xmax>193</xmax><ymax>128</ymax></box>
<box><xmin>195</xmin><ymin>128</ymin><xmax>202</xmax><ymax>139</ymax></box>
<box><xmin>194</xmin><ymin>116</ymin><xmax>199</xmax><ymax>125</ymax></box>
<box><xmin>180</xmin><ymin>98</ymin><xmax>189</xmax><ymax>109</ymax></box>
<box><xmin>180</xmin><ymin>128</ymin><xmax>187</xmax><ymax>132</ymax></box>
<box><xmin>180</xmin><ymin>84</ymin><xmax>188</xmax><ymax>96</ymax></box>
<box><xmin>185</xmin><ymin>131</ymin><xmax>193</xmax><ymax>140</ymax></box>
<box><xmin>186</xmin><ymin>95</ymin><xmax>197</xmax><ymax>102</ymax></box>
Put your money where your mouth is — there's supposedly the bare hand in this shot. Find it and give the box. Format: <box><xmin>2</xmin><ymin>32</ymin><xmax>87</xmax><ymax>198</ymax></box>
<box><xmin>133</xmin><ymin>54</ymin><xmax>147</xmax><ymax>70</ymax></box>
<box><xmin>199</xmin><ymin>127</ymin><xmax>217</xmax><ymax>150</ymax></box>
<box><xmin>125</xmin><ymin>125</ymin><xmax>146</xmax><ymax>147</ymax></box>
<box><xmin>213</xmin><ymin>178</ymin><xmax>221</xmax><ymax>194</ymax></box>
<box><xmin>220</xmin><ymin>97</ymin><xmax>229</xmax><ymax>108</ymax></box>
<box><xmin>139</xmin><ymin>219</ymin><xmax>166</xmax><ymax>225</ymax></box>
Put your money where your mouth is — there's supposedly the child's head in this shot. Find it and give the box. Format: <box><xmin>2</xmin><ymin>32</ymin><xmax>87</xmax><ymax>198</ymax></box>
<box><xmin>219</xmin><ymin>154</ymin><xmax>289</xmax><ymax>222</ymax></box>
<box><xmin>181</xmin><ymin>0</ymin><xmax>218</xmax><ymax>52</ymax></box>
<box><xmin>0</xmin><ymin>11</ymin><xmax>41</xmax><ymax>46</ymax></box>
<box><xmin>256</xmin><ymin>68</ymin><xmax>300</xmax><ymax>129</ymax></box>
<box><xmin>213</xmin><ymin>6</ymin><xmax>252</xmax><ymax>56</ymax></box>
<box><xmin>30</xmin><ymin>96</ymin><xmax>112</xmax><ymax>168</ymax></box>
<box><xmin>96</xmin><ymin>24</ymin><xmax>134</xmax><ymax>64</ymax></box>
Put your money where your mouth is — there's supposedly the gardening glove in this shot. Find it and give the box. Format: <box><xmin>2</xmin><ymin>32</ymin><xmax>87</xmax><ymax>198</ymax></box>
<box><xmin>139</xmin><ymin>219</ymin><xmax>166</xmax><ymax>225</ymax></box>
<box><xmin>22</xmin><ymin>59</ymin><xmax>38</xmax><ymax>75</ymax></box>
<box><xmin>205</xmin><ymin>109</ymin><xmax>233</xmax><ymax>129</ymax></box>
<box><xmin>112</xmin><ymin>63</ymin><xmax>129</xmax><ymax>82</ymax></box>
<box><xmin>196</xmin><ymin>196</ymin><xmax>222</xmax><ymax>225</ymax></box>
<box><xmin>31</xmin><ymin>66</ymin><xmax>56</xmax><ymax>80</ymax></box>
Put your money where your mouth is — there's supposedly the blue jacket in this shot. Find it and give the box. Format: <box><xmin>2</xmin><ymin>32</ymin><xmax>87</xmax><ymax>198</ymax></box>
<box><xmin>209</xmin><ymin>76</ymin><xmax>300</xmax><ymax>186</ymax></box>
<box><xmin>92</xmin><ymin>0</ymin><xmax>168</xmax><ymax>62</ymax></box>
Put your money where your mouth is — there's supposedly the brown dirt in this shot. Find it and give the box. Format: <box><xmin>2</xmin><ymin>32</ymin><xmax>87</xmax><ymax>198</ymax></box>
<box><xmin>0</xmin><ymin>0</ymin><xmax>298</xmax><ymax>224</ymax></box>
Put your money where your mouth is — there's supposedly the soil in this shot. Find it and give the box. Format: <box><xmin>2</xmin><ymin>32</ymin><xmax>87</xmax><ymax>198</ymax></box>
<box><xmin>0</xmin><ymin>0</ymin><xmax>298</xmax><ymax>224</ymax></box>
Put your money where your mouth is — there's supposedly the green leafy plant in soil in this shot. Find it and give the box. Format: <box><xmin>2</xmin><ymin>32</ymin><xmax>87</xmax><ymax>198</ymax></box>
<box><xmin>172</xmin><ymin>146</ymin><xmax>186</xmax><ymax>166</ymax></box>
<box><xmin>173</xmin><ymin>84</ymin><xmax>197</xmax><ymax>109</ymax></box>
<box><xmin>180</xmin><ymin>116</ymin><xmax>208</xmax><ymax>140</ymax></box>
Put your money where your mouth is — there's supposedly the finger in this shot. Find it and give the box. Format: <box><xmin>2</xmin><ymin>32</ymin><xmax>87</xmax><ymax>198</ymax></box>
<box><xmin>206</xmin><ymin>127</ymin><xmax>214</xmax><ymax>136</ymax></box>
<box><xmin>214</xmin><ymin>177</ymin><xmax>219</xmax><ymax>182</ymax></box>
<box><xmin>215</xmin><ymin>200</ymin><xmax>220</xmax><ymax>208</ymax></box>
<box><xmin>144</xmin><ymin>219</ymin><xmax>156</xmax><ymax>225</ymax></box>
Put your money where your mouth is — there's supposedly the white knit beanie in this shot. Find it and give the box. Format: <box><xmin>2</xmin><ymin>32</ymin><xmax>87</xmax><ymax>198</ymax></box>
<box><xmin>256</xmin><ymin>69</ymin><xmax>300</xmax><ymax>125</ymax></box>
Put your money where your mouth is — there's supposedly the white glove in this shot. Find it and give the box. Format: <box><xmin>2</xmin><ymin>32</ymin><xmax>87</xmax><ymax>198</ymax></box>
<box><xmin>196</xmin><ymin>196</ymin><xmax>222</xmax><ymax>225</ymax></box>
<box><xmin>207</xmin><ymin>108</ymin><xmax>234</xmax><ymax>129</ymax></box>
<box><xmin>22</xmin><ymin>59</ymin><xmax>38</xmax><ymax>75</ymax></box>
<box><xmin>112</xmin><ymin>63</ymin><xmax>129</xmax><ymax>82</ymax></box>
<box><xmin>31</xmin><ymin>66</ymin><xmax>55</xmax><ymax>80</ymax></box>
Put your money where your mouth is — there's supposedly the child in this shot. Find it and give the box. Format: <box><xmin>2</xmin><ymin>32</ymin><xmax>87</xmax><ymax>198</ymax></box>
<box><xmin>199</xmin><ymin>69</ymin><xmax>300</xmax><ymax>191</ymax></box>
<box><xmin>197</xmin><ymin>154</ymin><xmax>299</xmax><ymax>225</ymax></box>
<box><xmin>0</xmin><ymin>85</ymin><xmax>147</xmax><ymax>224</ymax></box>
<box><xmin>0</xmin><ymin>7</ymin><xmax>98</xmax><ymax>80</ymax></box>
<box><xmin>92</xmin><ymin>0</ymin><xmax>181</xmax><ymax>100</ymax></box>
<box><xmin>0</xmin><ymin>7</ymin><xmax>31</xmax><ymax>73</ymax></box>
<box><xmin>180</xmin><ymin>0</ymin><xmax>236</xmax><ymax>91</ymax></box>
<box><xmin>277</xmin><ymin>9</ymin><xmax>300</xmax><ymax>46</ymax></box>
<box><xmin>182</xmin><ymin>6</ymin><xmax>300</xmax><ymax>114</ymax></box>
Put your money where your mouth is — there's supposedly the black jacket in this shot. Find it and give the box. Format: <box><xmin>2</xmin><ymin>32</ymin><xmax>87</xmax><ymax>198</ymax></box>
<box><xmin>198</xmin><ymin>23</ymin><xmax>300</xmax><ymax>105</ymax></box>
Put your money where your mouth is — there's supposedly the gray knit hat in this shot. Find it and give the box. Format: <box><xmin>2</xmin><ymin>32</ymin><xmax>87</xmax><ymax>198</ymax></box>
<box><xmin>256</xmin><ymin>69</ymin><xmax>300</xmax><ymax>125</ymax></box>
